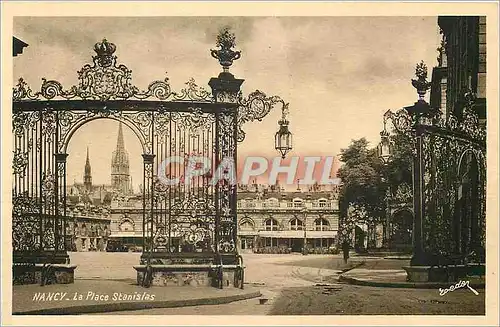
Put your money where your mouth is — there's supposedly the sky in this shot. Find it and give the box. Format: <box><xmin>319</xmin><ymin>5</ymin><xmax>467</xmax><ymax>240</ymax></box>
<box><xmin>13</xmin><ymin>16</ymin><xmax>441</xmax><ymax>191</ymax></box>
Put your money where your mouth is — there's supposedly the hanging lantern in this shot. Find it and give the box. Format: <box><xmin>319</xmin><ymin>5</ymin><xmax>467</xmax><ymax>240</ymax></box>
<box><xmin>275</xmin><ymin>118</ymin><xmax>293</xmax><ymax>159</ymax></box>
<box><xmin>377</xmin><ymin>128</ymin><xmax>392</xmax><ymax>165</ymax></box>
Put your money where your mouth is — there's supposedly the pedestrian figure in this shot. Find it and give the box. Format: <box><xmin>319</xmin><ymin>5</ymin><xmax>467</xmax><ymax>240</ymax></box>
<box><xmin>342</xmin><ymin>240</ymin><xmax>350</xmax><ymax>263</ymax></box>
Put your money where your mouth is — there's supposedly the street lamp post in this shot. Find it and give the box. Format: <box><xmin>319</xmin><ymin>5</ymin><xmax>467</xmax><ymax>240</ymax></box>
<box><xmin>302</xmin><ymin>207</ymin><xmax>308</xmax><ymax>255</ymax></box>
<box><xmin>377</xmin><ymin>127</ymin><xmax>393</xmax><ymax>249</ymax></box>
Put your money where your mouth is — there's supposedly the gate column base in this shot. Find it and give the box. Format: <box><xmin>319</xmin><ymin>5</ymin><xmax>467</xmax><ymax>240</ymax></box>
<box><xmin>13</xmin><ymin>264</ymin><xmax>77</xmax><ymax>285</ymax></box>
<box><xmin>403</xmin><ymin>264</ymin><xmax>486</xmax><ymax>282</ymax></box>
<box><xmin>135</xmin><ymin>253</ymin><xmax>243</xmax><ymax>288</ymax></box>
<box><xmin>134</xmin><ymin>265</ymin><xmax>241</xmax><ymax>288</ymax></box>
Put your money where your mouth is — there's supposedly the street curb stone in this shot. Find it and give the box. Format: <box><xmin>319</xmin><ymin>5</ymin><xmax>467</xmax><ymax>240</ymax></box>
<box><xmin>338</xmin><ymin>274</ymin><xmax>486</xmax><ymax>289</ymax></box>
<box><xmin>13</xmin><ymin>290</ymin><xmax>262</xmax><ymax>315</ymax></box>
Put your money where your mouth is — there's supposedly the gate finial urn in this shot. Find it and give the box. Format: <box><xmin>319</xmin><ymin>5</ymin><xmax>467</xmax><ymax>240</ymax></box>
<box><xmin>411</xmin><ymin>61</ymin><xmax>431</xmax><ymax>100</ymax></box>
<box><xmin>210</xmin><ymin>28</ymin><xmax>241</xmax><ymax>73</ymax></box>
<box><xmin>94</xmin><ymin>38</ymin><xmax>117</xmax><ymax>67</ymax></box>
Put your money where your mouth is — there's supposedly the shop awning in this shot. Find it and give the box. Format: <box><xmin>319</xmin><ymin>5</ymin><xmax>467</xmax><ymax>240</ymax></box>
<box><xmin>257</xmin><ymin>230</ymin><xmax>337</xmax><ymax>238</ymax></box>
<box><xmin>307</xmin><ymin>230</ymin><xmax>338</xmax><ymax>238</ymax></box>
<box><xmin>238</xmin><ymin>230</ymin><xmax>258</xmax><ymax>236</ymax></box>
<box><xmin>109</xmin><ymin>233</ymin><xmax>143</xmax><ymax>238</ymax></box>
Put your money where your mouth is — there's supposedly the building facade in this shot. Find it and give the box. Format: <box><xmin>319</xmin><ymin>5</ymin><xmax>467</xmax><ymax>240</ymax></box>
<box><xmin>108</xmin><ymin>195</ymin><xmax>144</xmax><ymax>250</ymax></box>
<box><xmin>434</xmin><ymin>16</ymin><xmax>486</xmax><ymax>120</ymax></box>
<box><xmin>237</xmin><ymin>184</ymin><xmax>340</xmax><ymax>253</ymax></box>
<box><xmin>64</xmin><ymin>204</ymin><xmax>111</xmax><ymax>252</ymax></box>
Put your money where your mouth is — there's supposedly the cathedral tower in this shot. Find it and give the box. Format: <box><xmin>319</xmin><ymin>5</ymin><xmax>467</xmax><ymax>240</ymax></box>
<box><xmin>83</xmin><ymin>146</ymin><xmax>92</xmax><ymax>192</ymax></box>
<box><xmin>111</xmin><ymin>122</ymin><xmax>131</xmax><ymax>194</ymax></box>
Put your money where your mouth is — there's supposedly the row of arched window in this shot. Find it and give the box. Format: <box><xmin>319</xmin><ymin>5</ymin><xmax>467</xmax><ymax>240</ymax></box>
<box><xmin>240</xmin><ymin>218</ymin><xmax>330</xmax><ymax>231</ymax></box>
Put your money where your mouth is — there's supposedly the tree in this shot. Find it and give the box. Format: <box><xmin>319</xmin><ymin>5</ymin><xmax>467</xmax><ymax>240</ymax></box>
<box><xmin>338</xmin><ymin>138</ymin><xmax>386</xmax><ymax>249</ymax></box>
<box><xmin>386</xmin><ymin>131</ymin><xmax>413</xmax><ymax>189</ymax></box>
<box><xmin>338</xmin><ymin>132</ymin><xmax>415</xmax><ymax>250</ymax></box>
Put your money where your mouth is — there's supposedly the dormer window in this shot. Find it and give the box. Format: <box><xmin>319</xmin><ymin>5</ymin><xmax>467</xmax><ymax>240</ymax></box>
<box><xmin>267</xmin><ymin>197</ymin><xmax>279</xmax><ymax>207</ymax></box>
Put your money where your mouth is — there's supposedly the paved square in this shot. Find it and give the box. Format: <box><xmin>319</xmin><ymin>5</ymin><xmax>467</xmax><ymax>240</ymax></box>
<box><xmin>60</xmin><ymin>252</ymin><xmax>486</xmax><ymax>315</ymax></box>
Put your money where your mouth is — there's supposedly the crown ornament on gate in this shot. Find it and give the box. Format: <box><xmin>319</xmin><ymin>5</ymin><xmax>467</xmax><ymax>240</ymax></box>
<box><xmin>93</xmin><ymin>38</ymin><xmax>117</xmax><ymax>68</ymax></box>
<box><xmin>13</xmin><ymin>38</ymin><xmax>215</xmax><ymax>102</ymax></box>
<box><xmin>211</xmin><ymin>27</ymin><xmax>241</xmax><ymax>73</ymax></box>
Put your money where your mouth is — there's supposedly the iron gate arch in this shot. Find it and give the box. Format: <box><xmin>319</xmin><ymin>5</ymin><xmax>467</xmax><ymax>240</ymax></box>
<box><xmin>12</xmin><ymin>34</ymin><xmax>290</xmax><ymax>284</ymax></box>
<box><xmin>61</xmin><ymin>116</ymin><xmax>149</xmax><ymax>155</ymax></box>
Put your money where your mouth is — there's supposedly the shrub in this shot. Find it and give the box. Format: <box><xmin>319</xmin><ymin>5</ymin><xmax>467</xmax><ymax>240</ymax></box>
<box><xmin>253</xmin><ymin>246</ymin><xmax>291</xmax><ymax>254</ymax></box>
<box><xmin>303</xmin><ymin>246</ymin><xmax>340</xmax><ymax>255</ymax></box>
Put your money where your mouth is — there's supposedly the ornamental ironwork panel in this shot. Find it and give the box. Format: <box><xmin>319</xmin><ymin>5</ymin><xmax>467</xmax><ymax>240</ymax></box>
<box><xmin>12</xmin><ymin>35</ymin><xmax>290</xmax><ymax>268</ymax></box>
<box><xmin>421</xmin><ymin>128</ymin><xmax>486</xmax><ymax>255</ymax></box>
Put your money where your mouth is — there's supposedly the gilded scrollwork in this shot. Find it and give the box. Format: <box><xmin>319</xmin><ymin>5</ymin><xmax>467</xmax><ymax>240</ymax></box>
<box><xmin>237</xmin><ymin>90</ymin><xmax>289</xmax><ymax>142</ymax></box>
<box><xmin>218</xmin><ymin>239</ymin><xmax>236</xmax><ymax>253</ymax></box>
<box><xmin>13</xmin><ymin>78</ymin><xmax>38</xmax><ymax>101</ymax></box>
<box><xmin>43</xmin><ymin>218</ymin><xmax>56</xmax><ymax>250</ymax></box>
<box><xmin>13</xmin><ymin>148</ymin><xmax>29</xmax><ymax>178</ymax></box>
<box><xmin>41</xmin><ymin>111</ymin><xmax>56</xmax><ymax>142</ymax></box>
<box><xmin>172</xmin><ymin>78</ymin><xmax>213</xmax><ymax>102</ymax></box>
<box><xmin>216</xmin><ymin>90</ymin><xmax>242</xmax><ymax>103</ymax></box>
<box><xmin>13</xmin><ymin>191</ymin><xmax>40</xmax><ymax>216</ymax></box>
<box><xmin>383</xmin><ymin>109</ymin><xmax>413</xmax><ymax>134</ymax></box>
<box><xmin>384</xmin><ymin>90</ymin><xmax>485</xmax><ymax>144</ymax></box>
<box><xmin>41</xmin><ymin>171</ymin><xmax>56</xmax><ymax>199</ymax></box>
<box><xmin>12</xmin><ymin>112</ymin><xmax>29</xmax><ymax>137</ymax></box>
<box><xmin>153</xmin><ymin>111</ymin><xmax>171</xmax><ymax>139</ymax></box>
<box><xmin>171</xmin><ymin>195</ymin><xmax>216</xmax><ymax>219</ymax></box>
<box><xmin>171</xmin><ymin>108</ymin><xmax>215</xmax><ymax>138</ymax></box>
<box><xmin>12</xmin><ymin>192</ymin><xmax>41</xmax><ymax>252</ymax></box>
<box><xmin>381</xmin><ymin>61</ymin><xmax>486</xmax><ymax>256</ymax></box>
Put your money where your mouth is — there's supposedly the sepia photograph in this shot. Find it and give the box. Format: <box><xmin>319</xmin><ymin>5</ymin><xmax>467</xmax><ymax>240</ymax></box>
<box><xmin>2</xmin><ymin>1</ymin><xmax>499</xmax><ymax>326</ymax></box>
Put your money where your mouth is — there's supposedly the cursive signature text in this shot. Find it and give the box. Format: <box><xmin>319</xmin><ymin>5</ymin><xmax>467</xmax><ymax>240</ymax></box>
<box><xmin>439</xmin><ymin>280</ymin><xmax>479</xmax><ymax>296</ymax></box>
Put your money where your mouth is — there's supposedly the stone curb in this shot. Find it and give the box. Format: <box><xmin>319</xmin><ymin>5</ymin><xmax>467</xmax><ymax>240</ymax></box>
<box><xmin>338</xmin><ymin>274</ymin><xmax>486</xmax><ymax>289</ymax></box>
<box><xmin>13</xmin><ymin>290</ymin><xmax>262</xmax><ymax>315</ymax></box>
<box><xmin>337</xmin><ymin>261</ymin><xmax>366</xmax><ymax>274</ymax></box>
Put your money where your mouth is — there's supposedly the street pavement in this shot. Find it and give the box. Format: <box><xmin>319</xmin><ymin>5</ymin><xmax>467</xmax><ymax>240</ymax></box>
<box><xmin>70</xmin><ymin>252</ymin><xmax>341</xmax><ymax>313</ymax></box>
<box><xmin>19</xmin><ymin>252</ymin><xmax>485</xmax><ymax>315</ymax></box>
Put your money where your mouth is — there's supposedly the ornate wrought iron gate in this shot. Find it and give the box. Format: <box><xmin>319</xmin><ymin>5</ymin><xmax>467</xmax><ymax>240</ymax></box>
<box><xmin>383</xmin><ymin>64</ymin><xmax>486</xmax><ymax>265</ymax></box>
<box><xmin>12</xmin><ymin>32</ymin><xmax>289</xmax><ymax>284</ymax></box>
